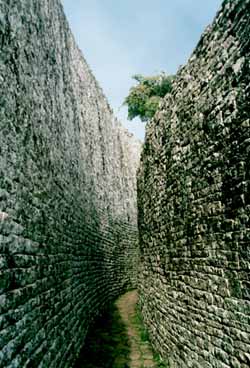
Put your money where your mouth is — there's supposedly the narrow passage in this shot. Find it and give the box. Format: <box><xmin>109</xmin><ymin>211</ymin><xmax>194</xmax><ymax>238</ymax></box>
<box><xmin>116</xmin><ymin>291</ymin><xmax>157</xmax><ymax>368</ymax></box>
<box><xmin>74</xmin><ymin>290</ymin><xmax>157</xmax><ymax>368</ymax></box>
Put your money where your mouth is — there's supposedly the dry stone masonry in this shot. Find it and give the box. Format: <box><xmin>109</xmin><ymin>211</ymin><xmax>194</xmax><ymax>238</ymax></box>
<box><xmin>138</xmin><ymin>0</ymin><xmax>250</xmax><ymax>367</ymax></box>
<box><xmin>0</xmin><ymin>1</ymin><xmax>140</xmax><ymax>367</ymax></box>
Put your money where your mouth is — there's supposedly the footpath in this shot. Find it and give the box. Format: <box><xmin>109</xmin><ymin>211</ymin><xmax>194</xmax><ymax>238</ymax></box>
<box><xmin>74</xmin><ymin>290</ymin><xmax>157</xmax><ymax>368</ymax></box>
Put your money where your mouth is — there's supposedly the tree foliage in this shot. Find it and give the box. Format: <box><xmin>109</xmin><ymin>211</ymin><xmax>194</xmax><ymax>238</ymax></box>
<box><xmin>123</xmin><ymin>73</ymin><xmax>174</xmax><ymax>122</ymax></box>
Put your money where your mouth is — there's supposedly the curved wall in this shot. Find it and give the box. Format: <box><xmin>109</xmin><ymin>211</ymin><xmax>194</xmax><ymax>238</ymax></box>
<box><xmin>0</xmin><ymin>1</ymin><xmax>140</xmax><ymax>367</ymax></box>
<box><xmin>138</xmin><ymin>1</ymin><xmax>250</xmax><ymax>367</ymax></box>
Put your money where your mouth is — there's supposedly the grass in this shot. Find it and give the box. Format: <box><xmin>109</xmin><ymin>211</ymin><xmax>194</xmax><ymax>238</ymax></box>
<box><xmin>132</xmin><ymin>305</ymin><xmax>169</xmax><ymax>368</ymax></box>
<box><xmin>74</xmin><ymin>292</ymin><xmax>169</xmax><ymax>368</ymax></box>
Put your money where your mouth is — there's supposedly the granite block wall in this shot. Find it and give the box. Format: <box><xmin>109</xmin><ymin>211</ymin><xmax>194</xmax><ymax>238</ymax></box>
<box><xmin>138</xmin><ymin>0</ymin><xmax>250</xmax><ymax>367</ymax></box>
<box><xmin>0</xmin><ymin>0</ymin><xmax>140</xmax><ymax>367</ymax></box>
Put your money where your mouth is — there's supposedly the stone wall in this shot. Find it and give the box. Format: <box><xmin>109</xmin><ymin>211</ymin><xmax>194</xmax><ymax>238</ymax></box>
<box><xmin>138</xmin><ymin>0</ymin><xmax>250</xmax><ymax>367</ymax></box>
<box><xmin>0</xmin><ymin>1</ymin><xmax>140</xmax><ymax>367</ymax></box>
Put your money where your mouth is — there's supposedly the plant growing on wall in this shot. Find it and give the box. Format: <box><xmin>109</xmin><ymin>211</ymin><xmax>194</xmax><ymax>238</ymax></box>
<box><xmin>123</xmin><ymin>73</ymin><xmax>174</xmax><ymax>122</ymax></box>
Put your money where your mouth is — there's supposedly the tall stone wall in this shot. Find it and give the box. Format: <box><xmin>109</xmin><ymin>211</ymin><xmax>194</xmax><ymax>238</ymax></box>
<box><xmin>138</xmin><ymin>0</ymin><xmax>250</xmax><ymax>367</ymax></box>
<box><xmin>0</xmin><ymin>1</ymin><xmax>140</xmax><ymax>367</ymax></box>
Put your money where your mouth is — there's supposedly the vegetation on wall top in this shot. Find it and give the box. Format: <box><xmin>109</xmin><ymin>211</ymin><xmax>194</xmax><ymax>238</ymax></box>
<box><xmin>123</xmin><ymin>73</ymin><xmax>174</xmax><ymax>122</ymax></box>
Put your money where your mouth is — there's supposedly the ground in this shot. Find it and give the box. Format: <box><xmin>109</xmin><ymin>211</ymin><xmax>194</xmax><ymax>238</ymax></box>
<box><xmin>74</xmin><ymin>290</ymin><xmax>157</xmax><ymax>368</ymax></box>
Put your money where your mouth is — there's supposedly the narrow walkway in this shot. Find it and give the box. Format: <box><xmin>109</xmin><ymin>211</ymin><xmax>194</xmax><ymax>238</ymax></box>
<box><xmin>116</xmin><ymin>291</ymin><xmax>156</xmax><ymax>368</ymax></box>
<box><xmin>74</xmin><ymin>290</ymin><xmax>157</xmax><ymax>368</ymax></box>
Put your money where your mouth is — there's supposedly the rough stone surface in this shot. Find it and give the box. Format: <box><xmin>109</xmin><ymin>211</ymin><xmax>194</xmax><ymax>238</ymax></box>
<box><xmin>0</xmin><ymin>1</ymin><xmax>140</xmax><ymax>367</ymax></box>
<box><xmin>138</xmin><ymin>0</ymin><xmax>250</xmax><ymax>367</ymax></box>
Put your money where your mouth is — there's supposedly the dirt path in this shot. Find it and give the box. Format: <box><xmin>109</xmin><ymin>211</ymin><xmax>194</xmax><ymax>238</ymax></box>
<box><xmin>116</xmin><ymin>291</ymin><xmax>157</xmax><ymax>368</ymax></box>
<box><xmin>74</xmin><ymin>290</ymin><xmax>157</xmax><ymax>368</ymax></box>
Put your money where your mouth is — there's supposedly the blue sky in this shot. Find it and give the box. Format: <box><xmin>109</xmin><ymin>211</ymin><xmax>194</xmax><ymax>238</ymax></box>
<box><xmin>61</xmin><ymin>0</ymin><xmax>222</xmax><ymax>140</ymax></box>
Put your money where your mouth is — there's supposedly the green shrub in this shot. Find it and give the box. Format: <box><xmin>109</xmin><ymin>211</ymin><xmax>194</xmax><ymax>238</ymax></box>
<box><xmin>124</xmin><ymin>73</ymin><xmax>174</xmax><ymax>122</ymax></box>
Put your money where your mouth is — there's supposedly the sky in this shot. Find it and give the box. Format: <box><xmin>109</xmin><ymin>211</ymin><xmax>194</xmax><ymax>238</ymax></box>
<box><xmin>61</xmin><ymin>0</ymin><xmax>222</xmax><ymax>140</ymax></box>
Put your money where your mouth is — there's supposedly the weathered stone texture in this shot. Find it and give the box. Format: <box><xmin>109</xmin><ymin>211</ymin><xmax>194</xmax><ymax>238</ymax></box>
<box><xmin>138</xmin><ymin>0</ymin><xmax>250</xmax><ymax>367</ymax></box>
<box><xmin>0</xmin><ymin>1</ymin><xmax>140</xmax><ymax>367</ymax></box>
